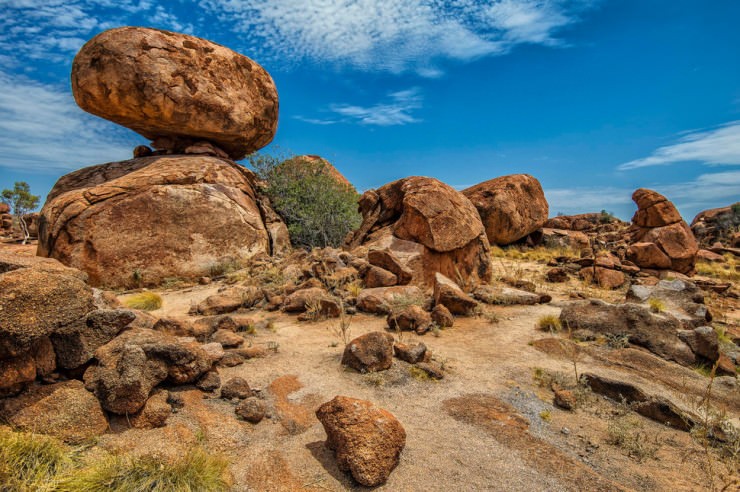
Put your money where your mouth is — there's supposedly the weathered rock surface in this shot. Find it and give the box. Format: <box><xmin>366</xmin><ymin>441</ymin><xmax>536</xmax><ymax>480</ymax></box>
<box><xmin>346</xmin><ymin>177</ymin><xmax>491</xmax><ymax>289</ymax></box>
<box><xmin>691</xmin><ymin>202</ymin><xmax>740</xmax><ymax>247</ymax></box>
<box><xmin>72</xmin><ymin>27</ymin><xmax>278</xmax><ymax>160</ymax></box>
<box><xmin>386</xmin><ymin>305</ymin><xmax>433</xmax><ymax>334</ymax></box>
<box><xmin>235</xmin><ymin>396</ymin><xmax>266</xmax><ymax>423</ymax></box>
<box><xmin>560</xmin><ymin>299</ymin><xmax>695</xmax><ymax>366</ymax></box>
<box><xmin>341</xmin><ymin>332</ymin><xmax>395</xmax><ymax>373</ymax></box>
<box><xmin>84</xmin><ymin>328</ymin><xmax>211</xmax><ymax>414</ymax></box>
<box><xmin>316</xmin><ymin>396</ymin><xmax>406</xmax><ymax>486</ymax></box>
<box><xmin>0</xmin><ymin>380</ymin><xmax>108</xmax><ymax>443</ymax></box>
<box><xmin>434</xmin><ymin>273</ymin><xmax>477</xmax><ymax>315</ymax></box>
<box><xmin>627</xmin><ymin>189</ymin><xmax>698</xmax><ymax>274</ymax></box>
<box><xmin>38</xmin><ymin>155</ymin><xmax>284</xmax><ymax>287</ymax></box>
<box><xmin>462</xmin><ymin>174</ymin><xmax>548</xmax><ymax>245</ymax></box>
<box><xmin>356</xmin><ymin>286</ymin><xmax>425</xmax><ymax>314</ymax></box>
<box><xmin>129</xmin><ymin>389</ymin><xmax>171</xmax><ymax>429</ymax></box>
<box><xmin>626</xmin><ymin>279</ymin><xmax>711</xmax><ymax>328</ymax></box>
<box><xmin>431</xmin><ymin>304</ymin><xmax>454</xmax><ymax>328</ymax></box>
<box><xmin>221</xmin><ymin>377</ymin><xmax>252</xmax><ymax>400</ymax></box>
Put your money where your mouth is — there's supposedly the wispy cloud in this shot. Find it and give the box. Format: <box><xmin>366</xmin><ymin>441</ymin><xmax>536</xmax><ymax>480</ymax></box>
<box><xmin>0</xmin><ymin>71</ymin><xmax>139</xmax><ymax>171</ymax></box>
<box><xmin>200</xmin><ymin>0</ymin><xmax>592</xmax><ymax>75</ymax></box>
<box><xmin>619</xmin><ymin>121</ymin><xmax>740</xmax><ymax>170</ymax></box>
<box><xmin>297</xmin><ymin>88</ymin><xmax>423</xmax><ymax>126</ymax></box>
<box><xmin>546</xmin><ymin>170</ymin><xmax>740</xmax><ymax>220</ymax></box>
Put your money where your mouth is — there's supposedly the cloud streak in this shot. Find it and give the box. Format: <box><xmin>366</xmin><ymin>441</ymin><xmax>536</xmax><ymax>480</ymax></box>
<box><xmin>200</xmin><ymin>0</ymin><xmax>591</xmax><ymax>75</ymax></box>
<box><xmin>619</xmin><ymin>121</ymin><xmax>740</xmax><ymax>170</ymax></box>
<box><xmin>297</xmin><ymin>88</ymin><xmax>423</xmax><ymax>126</ymax></box>
<box><xmin>0</xmin><ymin>71</ymin><xmax>139</xmax><ymax>172</ymax></box>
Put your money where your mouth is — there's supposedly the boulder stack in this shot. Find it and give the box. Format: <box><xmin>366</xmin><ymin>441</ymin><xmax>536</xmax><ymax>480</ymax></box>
<box><xmin>462</xmin><ymin>174</ymin><xmax>548</xmax><ymax>245</ymax></box>
<box><xmin>690</xmin><ymin>202</ymin><xmax>740</xmax><ymax>248</ymax></box>
<box><xmin>0</xmin><ymin>203</ymin><xmax>12</xmax><ymax>235</ymax></box>
<box><xmin>627</xmin><ymin>189</ymin><xmax>698</xmax><ymax>274</ymax></box>
<box><xmin>345</xmin><ymin>176</ymin><xmax>492</xmax><ymax>290</ymax></box>
<box><xmin>38</xmin><ymin>27</ymin><xmax>287</xmax><ymax>287</ymax></box>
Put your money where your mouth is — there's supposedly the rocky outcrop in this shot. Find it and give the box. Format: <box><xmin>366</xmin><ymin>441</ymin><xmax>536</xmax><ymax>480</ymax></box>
<box><xmin>0</xmin><ymin>254</ymin><xmax>133</xmax><ymax>396</ymax></box>
<box><xmin>38</xmin><ymin>155</ymin><xmax>287</xmax><ymax>287</ymax></box>
<box><xmin>83</xmin><ymin>328</ymin><xmax>211</xmax><ymax>414</ymax></box>
<box><xmin>462</xmin><ymin>174</ymin><xmax>548</xmax><ymax>245</ymax></box>
<box><xmin>560</xmin><ymin>299</ymin><xmax>696</xmax><ymax>366</ymax></box>
<box><xmin>72</xmin><ymin>27</ymin><xmax>278</xmax><ymax>160</ymax></box>
<box><xmin>356</xmin><ymin>286</ymin><xmax>425</xmax><ymax>314</ymax></box>
<box><xmin>627</xmin><ymin>189</ymin><xmax>698</xmax><ymax>274</ymax></box>
<box><xmin>346</xmin><ymin>176</ymin><xmax>492</xmax><ymax>289</ymax></box>
<box><xmin>0</xmin><ymin>380</ymin><xmax>108</xmax><ymax>443</ymax></box>
<box><xmin>316</xmin><ymin>396</ymin><xmax>406</xmax><ymax>486</ymax></box>
<box><xmin>691</xmin><ymin>202</ymin><xmax>740</xmax><ymax>247</ymax></box>
<box><xmin>626</xmin><ymin>279</ymin><xmax>711</xmax><ymax>328</ymax></box>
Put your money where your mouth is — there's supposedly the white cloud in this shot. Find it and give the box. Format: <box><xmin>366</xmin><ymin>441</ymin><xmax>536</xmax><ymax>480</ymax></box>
<box><xmin>298</xmin><ymin>88</ymin><xmax>423</xmax><ymax>126</ymax></box>
<box><xmin>619</xmin><ymin>121</ymin><xmax>740</xmax><ymax>170</ymax></box>
<box><xmin>0</xmin><ymin>71</ymin><xmax>140</xmax><ymax>172</ymax></box>
<box><xmin>200</xmin><ymin>0</ymin><xmax>591</xmax><ymax>74</ymax></box>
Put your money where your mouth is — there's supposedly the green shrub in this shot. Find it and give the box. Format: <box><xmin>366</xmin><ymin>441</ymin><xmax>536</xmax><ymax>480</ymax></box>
<box><xmin>247</xmin><ymin>152</ymin><xmax>361</xmax><ymax>249</ymax></box>
<box><xmin>123</xmin><ymin>291</ymin><xmax>163</xmax><ymax>311</ymax></box>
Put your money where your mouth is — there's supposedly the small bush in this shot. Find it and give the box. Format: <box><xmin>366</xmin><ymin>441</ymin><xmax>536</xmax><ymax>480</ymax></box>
<box><xmin>0</xmin><ymin>428</ymin><xmax>73</xmax><ymax>491</ymax></box>
<box><xmin>537</xmin><ymin>314</ymin><xmax>562</xmax><ymax>332</ymax></box>
<box><xmin>599</xmin><ymin>209</ymin><xmax>615</xmax><ymax>224</ymax></box>
<box><xmin>247</xmin><ymin>152</ymin><xmax>361</xmax><ymax>249</ymax></box>
<box><xmin>57</xmin><ymin>447</ymin><xmax>231</xmax><ymax>492</ymax></box>
<box><xmin>123</xmin><ymin>291</ymin><xmax>163</xmax><ymax>311</ymax></box>
<box><xmin>648</xmin><ymin>298</ymin><xmax>666</xmax><ymax>313</ymax></box>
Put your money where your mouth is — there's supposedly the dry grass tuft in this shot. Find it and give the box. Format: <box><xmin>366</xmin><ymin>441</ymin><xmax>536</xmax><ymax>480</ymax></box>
<box><xmin>536</xmin><ymin>314</ymin><xmax>562</xmax><ymax>332</ymax></box>
<box><xmin>0</xmin><ymin>427</ymin><xmax>73</xmax><ymax>492</ymax></box>
<box><xmin>696</xmin><ymin>255</ymin><xmax>739</xmax><ymax>281</ymax></box>
<box><xmin>648</xmin><ymin>297</ymin><xmax>666</xmax><ymax>313</ymax></box>
<box><xmin>123</xmin><ymin>291</ymin><xmax>163</xmax><ymax>311</ymax></box>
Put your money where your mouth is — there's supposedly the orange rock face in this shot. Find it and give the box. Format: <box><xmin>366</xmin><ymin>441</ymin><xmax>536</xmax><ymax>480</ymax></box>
<box><xmin>346</xmin><ymin>176</ymin><xmax>491</xmax><ymax>289</ymax></box>
<box><xmin>462</xmin><ymin>174</ymin><xmax>548</xmax><ymax>245</ymax></box>
<box><xmin>316</xmin><ymin>396</ymin><xmax>406</xmax><ymax>487</ymax></box>
<box><xmin>628</xmin><ymin>189</ymin><xmax>698</xmax><ymax>274</ymax></box>
<box><xmin>37</xmin><ymin>155</ymin><xmax>285</xmax><ymax>287</ymax></box>
<box><xmin>72</xmin><ymin>27</ymin><xmax>278</xmax><ymax>160</ymax></box>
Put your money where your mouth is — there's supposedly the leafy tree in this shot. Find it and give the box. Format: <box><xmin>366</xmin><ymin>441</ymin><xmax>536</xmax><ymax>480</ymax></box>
<box><xmin>246</xmin><ymin>152</ymin><xmax>361</xmax><ymax>249</ymax></box>
<box><xmin>1</xmin><ymin>181</ymin><xmax>40</xmax><ymax>244</ymax></box>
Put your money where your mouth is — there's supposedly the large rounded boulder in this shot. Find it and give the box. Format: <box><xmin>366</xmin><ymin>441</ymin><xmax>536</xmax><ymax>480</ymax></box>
<box><xmin>345</xmin><ymin>176</ymin><xmax>491</xmax><ymax>289</ymax></box>
<box><xmin>72</xmin><ymin>27</ymin><xmax>278</xmax><ymax>160</ymax></box>
<box><xmin>462</xmin><ymin>174</ymin><xmax>548</xmax><ymax>245</ymax></box>
<box><xmin>37</xmin><ymin>155</ymin><xmax>286</xmax><ymax>287</ymax></box>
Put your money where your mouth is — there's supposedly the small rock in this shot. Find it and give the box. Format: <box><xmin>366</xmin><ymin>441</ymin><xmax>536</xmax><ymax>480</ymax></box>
<box><xmin>415</xmin><ymin>362</ymin><xmax>444</xmax><ymax>380</ymax></box>
<box><xmin>393</xmin><ymin>342</ymin><xmax>427</xmax><ymax>364</ymax></box>
<box><xmin>218</xmin><ymin>352</ymin><xmax>245</xmax><ymax>367</ymax></box>
<box><xmin>365</xmin><ymin>265</ymin><xmax>398</xmax><ymax>288</ymax></box>
<box><xmin>554</xmin><ymin>389</ymin><xmax>577</xmax><ymax>411</ymax></box>
<box><xmin>386</xmin><ymin>305</ymin><xmax>433</xmax><ymax>334</ymax></box>
<box><xmin>235</xmin><ymin>397</ymin><xmax>265</xmax><ymax>423</ymax></box>
<box><xmin>210</xmin><ymin>329</ymin><xmax>244</xmax><ymax>348</ymax></box>
<box><xmin>546</xmin><ymin>267</ymin><xmax>569</xmax><ymax>283</ymax></box>
<box><xmin>434</xmin><ymin>273</ymin><xmax>477</xmax><ymax>315</ymax></box>
<box><xmin>196</xmin><ymin>370</ymin><xmax>221</xmax><ymax>392</ymax></box>
<box><xmin>341</xmin><ymin>332</ymin><xmax>395</xmax><ymax>373</ymax></box>
<box><xmin>129</xmin><ymin>389</ymin><xmax>171</xmax><ymax>429</ymax></box>
<box><xmin>431</xmin><ymin>304</ymin><xmax>454</xmax><ymax>328</ymax></box>
<box><xmin>221</xmin><ymin>377</ymin><xmax>252</xmax><ymax>400</ymax></box>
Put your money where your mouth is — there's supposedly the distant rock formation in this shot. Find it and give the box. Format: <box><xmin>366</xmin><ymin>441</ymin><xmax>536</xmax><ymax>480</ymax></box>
<box><xmin>627</xmin><ymin>189</ymin><xmax>698</xmax><ymax>274</ymax></box>
<box><xmin>72</xmin><ymin>27</ymin><xmax>278</xmax><ymax>159</ymax></box>
<box><xmin>462</xmin><ymin>174</ymin><xmax>548</xmax><ymax>245</ymax></box>
<box><xmin>278</xmin><ymin>155</ymin><xmax>354</xmax><ymax>190</ymax></box>
<box><xmin>38</xmin><ymin>155</ymin><xmax>289</xmax><ymax>288</ymax></box>
<box><xmin>345</xmin><ymin>176</ymin><xmax>492</xmax><ymax>290</ymax></box>
<box><xmin>690</xmin><ymin>202</ymin><xmax>740</xmax><ymax>248</ymax></box>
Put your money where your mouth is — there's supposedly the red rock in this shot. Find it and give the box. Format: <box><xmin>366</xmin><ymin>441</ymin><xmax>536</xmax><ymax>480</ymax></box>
<box><xmin>431</xmin><ymin>304</ymin><xmax>454</xmax><ymax>328</ymax></box>
<box><xmin>367</xmin><ymin>249</ymin><xmax>413</xmax><ymax>285</ymax></box>
<box><xmin>341</xmin><ymin>332</ymin><xmax>395</xmax><ymax>373</ymax></box>
<box><xmin>434</xmin><ymin>273</ymin><xmax>477</xmax><ymax>314</ymax></box>
<box><xmin>593</xmin><ymin>267</ymin><xmax>626</xmax><ymax>290</ymax></box>
<box><xmin>627</xmin><ymin>242</ymin><xmax>672</xmax><ymax>269</ymax></box>
<box><xmin>72</xmin><ymin>27</ymin><xmax>277</xmax><ymax>160</ymax></box>
<box><xmin>356</xmin><ymin>286</ymin><xmax>425</xmax><ymax>314</ymax></box>
<box><xmin>462</xmin><ymin>174</ymin><xmax>548</xmax><ymax>245</ymax></box>
<box><xmin>346</xmin><ymin>176</ymin><xmax>491</xmax><ymax>288</ymax></box>
<box><xmin>696</xmin><ymin>249</ymin><xmax>725</xmax><ymax>262</ymax></box>
<box><xmin>364</xmin><ymin>265</ymin><xmax>398</xmax><ymax>288</ymax></box>
<box><xmin>386</xmin><ymin>305</ymin><xmax>433</xmax><ymax>334</ymax></box>
<box><xmin>316</xmin><ymin>396</ymin><xmax>406</xmax><ymax>486</ymax></box>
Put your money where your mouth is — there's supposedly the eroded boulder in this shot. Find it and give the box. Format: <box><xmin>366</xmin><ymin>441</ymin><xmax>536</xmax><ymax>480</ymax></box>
<box><xmin>341</xmin><ymin>332</ymin><xmax>395</xmax><ymax>373</ymax></box>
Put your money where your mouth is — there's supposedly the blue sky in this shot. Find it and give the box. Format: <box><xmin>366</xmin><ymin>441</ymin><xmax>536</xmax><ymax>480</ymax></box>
<box><xmin>1</xmin><ymin>0</ymin><xmax>739</xmax><ymax>221</ymax></box>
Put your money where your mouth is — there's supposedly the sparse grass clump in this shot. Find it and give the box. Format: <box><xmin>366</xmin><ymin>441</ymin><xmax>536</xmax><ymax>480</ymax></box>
<box><xmin>0</xmin><ymin>428</ymin><xmax>73</xmax><ymax>491</ymax></box>
<box><xmin>491</xmin><ymin>245</ymin><xmax>578</xmax><ymax>263</ymax></box>
<box><xmin>409</xmin><ymin>366</ymin><xmax>431</xmax><ymax>382</ymax></box>
<box><xmin>695</xmin><ymin>255</ymin><xmax>739</xmax><ymax>282</ymax></box>
<box><xmin>606</xmin><ymin>413</ymin><xmax>661</xmax><ymax>462</ymax></box>
<box><xmin>57</xmin><ymin>447</ymin><xmax>231</xmax><ymax>492</ymax></box>
<box><xmin>123</xmin><ymin>291</ymin><xmax>163</xmax><ymax>311</ymax></box>
<box><xmin>539</xmin><ymin>410</ymin><xmax>552</xmax><ymax>422</ymax></box>
<box><xmin>648</xmin><ymin>297</ymin><xmax>666</xmax><ymax>313</ymax></box>
<box><xmin>536</xmin><ymin>314</ymin><xmax>561</xmax><ymax>332</ymax></box>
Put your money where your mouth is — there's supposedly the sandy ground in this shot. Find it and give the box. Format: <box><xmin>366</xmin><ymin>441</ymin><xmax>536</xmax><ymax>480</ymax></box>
<box><xmin>111</xmin><ymin>278</ymin><xmax>737</xmax><ymax>491</ymax></box>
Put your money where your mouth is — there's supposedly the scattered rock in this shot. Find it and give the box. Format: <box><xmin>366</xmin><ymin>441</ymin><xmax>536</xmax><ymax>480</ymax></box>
<box><xmin>690</xmin><ymin>202</ymin><xmax>740</xmax><ymax>247</ymax></box>
<box><xmin>473</xmin><ymin>285</ymin><xmax>547</xmax><ymax>305</ymax></box>
<box><xmin>211</xmin><ymin>329</ymin><xmax>244</xmax><ymax>348</ymax></box>
<box><xmin>626</xmin><ymin>279</ymin><xmax>711</xmax><ymax>328</ymax></box>
<box><xmin>356</xmin><ymin>286</ymin><xmax>424</xmax><ymax>314</ymax></box>
<box><xmin>677</xmin><ymin>326</ymin><xmax>719</xmax><ymax>362</ymax></box>
<box><xmin>431</xmin><ymin>304</ymin><xmax>454</xmax><ymax>328</ymax></box>
<box><xmin>434</xmin><ymin>273</ymin><xmax>477</xmax><ymax>315</ymax></box>
<box><xmin>341</xmin><ymin>332</ymin><xmax>395</xmax><ymax>373</ymax></box>
<box><xmin>462</xmin><ymin>174</ymin><xmax>548</xmax><ymax>245</ymax></box>
<box><xmin>129</xmin><ymin>389</ymin><xmax>171</xmax><ymax>429</ymax></box>
<box><xmin>367</xmin><ymin>249</ymin><xmax>413</xmax><ymax>285</ymax></box>
<box><xmin>364</xmin><ymin>265</ymin><xmax>398</xmax><ymax>288</ymax></box>
<box><xmin>221</xmin><ymin>377</ymin><xmax>252</xmax><ymax>400</ymax></box>
<box><xmin>316</xmin><ymin>396</ymin><xmax>406</xmax><ymax>487</ymax></box>
<box><xmin>393</xmin><ymin>342</ymin><xmax>428</xmax><ymax>364</ymax></box>
<box><xmin>235</xmin><ymin>397</ymin><xmax>266</xmax><ymax>423</ymax></box>
<box><xmin>219</xmin><ymin>352</ymin><xmax>245</xmax><ymax>367</ymax></box>
<box><xmin>546</xmin><ymin>267</ymin><xmax>569</xmax><ymax>283</ymax></box>
<box><xmin>415</xmin><ymin>361</ymin><xmax>445</xmax><ymax>380</ymax></box>
<box><xmin>386</xmin><ymin>305</ymin><xmax>432</xmax><ymax>334</ymax></box>
<box><xmin>196</xmin><ymin>370</ymin><xmax>221</xmax><ymax>392</ymax></box>
<box><xmin>554</xmin><ymin>389</ymin><xmax>577</xmax><ymax>411</ymax></box>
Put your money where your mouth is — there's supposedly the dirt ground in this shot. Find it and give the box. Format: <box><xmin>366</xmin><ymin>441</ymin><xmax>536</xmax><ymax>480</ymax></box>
<box><xmin>110</xmin><ymin>261</ymin><xmax>737</xmax><ymax>491</ymax></box>
<box><xmin>3</xmin><ymin>241</ymin><xmax>737</xmax><ymax>490</ymax></box>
